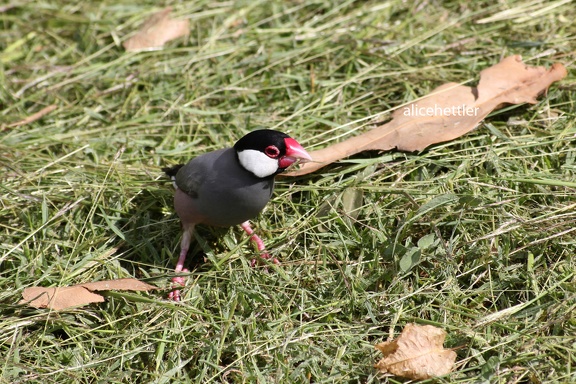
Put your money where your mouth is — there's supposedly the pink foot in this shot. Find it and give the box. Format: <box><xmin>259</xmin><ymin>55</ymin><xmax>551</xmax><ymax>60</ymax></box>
<box><xmin>240</xmin><ymin>221</ymin><xmax>280</xmax><ymax>267</ymax></box>
<box><xmin>250</xmin><ymin>253</ymin><xmax>281</xmax><ymax>267</ymax></box>
<box><xmin>168</xmin><ymin>268</ymin><xmax>189</xmax><ymax>301</ymax></box>
<box><xmin>169</xmin><ymin>224</ymin><xmax>194</xmax><ymax>301</ymax></box>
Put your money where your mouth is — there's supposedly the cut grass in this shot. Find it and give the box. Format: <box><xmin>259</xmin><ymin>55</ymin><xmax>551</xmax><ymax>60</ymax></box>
<box><xmin>1</xmin><ymin>0</ymin><xmax>576</xmax><ymax>382</ymax></box>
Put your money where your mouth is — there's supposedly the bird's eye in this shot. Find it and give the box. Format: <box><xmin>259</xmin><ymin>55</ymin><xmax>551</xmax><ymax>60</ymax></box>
<box><xmin>264</xmin><ymin>145</ymin><xmax>280</xmax><ymax>158</ymax></box>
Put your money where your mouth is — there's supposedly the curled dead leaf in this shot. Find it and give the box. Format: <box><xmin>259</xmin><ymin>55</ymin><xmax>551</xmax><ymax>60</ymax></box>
<box><xmin>81</xmin><ymin>278</ymin><xmax>157</xmax><ymax>292</ymax></box>
<box><xmin>287</xmin><ymin>55</ymin><xmax>567</xmax><ymax>176</ymax></box>
<box><xmin>20</xmin><ymin>278</ymin><xmax>157</xmax><ymax>310</ymax></box>
<box><xmin>374</xmin><ymin>323</ymin><xmax>457</xmax><ymax>380</ymax></box>
<box><xmin>123</xmin><ymin>7</ymin><xmax>189</xmax><ymax>52</ymax></box>
<box><xmin>20</xmin><ymin>286</ymin><xmax>105</xmax><ymax>311</ymax></box>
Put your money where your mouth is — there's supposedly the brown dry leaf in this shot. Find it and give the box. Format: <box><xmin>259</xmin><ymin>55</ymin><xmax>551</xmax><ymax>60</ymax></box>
<box><xmin>374</xmin><ymin>323</ymin><xmax>457</xmax><ymax>380</ymax></box>
<box><xmin>81</xmin><ymin>278</ymin><xmax>158</xmax><ymax>292</ymax></box>
<box><xmin>20</xmin><ymin>286</ymin><xmax>105</xmax><ymax>311</ymax></box>
<box><xmin>123</xmin><ymin>7</ymin><xmax>189</xmax><ymax>52</ymax></box>
<box><xmin>288</xmin><ymin>55</ymin><xmax>567</xmax><ymax>176</ymax></box>
<box><xmin>20</xmin><ymin>278</ymin><xmax>157</xmax><ymax>310</ymax></box>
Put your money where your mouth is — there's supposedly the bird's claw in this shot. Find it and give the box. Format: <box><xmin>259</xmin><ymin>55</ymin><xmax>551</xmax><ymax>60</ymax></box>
<box><xmin>250</xmin><ymin>253</ymin><xmax>280</xmax><ymax>268</ymax></box>
<box><xmin>168</xmin><ymin>268</ymin><xmax>189</xmax><ymax>301</ymax></box>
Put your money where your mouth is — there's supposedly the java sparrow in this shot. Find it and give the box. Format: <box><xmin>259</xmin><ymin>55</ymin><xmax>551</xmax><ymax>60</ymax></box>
<box><xmin>163</xmin><ymin>129</ymin><xmax>312</xmax><ymax>300</ymax></box>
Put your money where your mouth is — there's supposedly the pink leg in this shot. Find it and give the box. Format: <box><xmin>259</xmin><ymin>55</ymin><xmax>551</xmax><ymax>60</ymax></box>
<box><xmin>168</xmin><ymin>224</ymin><xmax>194</xmax><ymax>301</ymax></box>
<box><xmin>240</xmin><ymin>221</ymin><xmax>279</xmax><ymax>266</ymax></box>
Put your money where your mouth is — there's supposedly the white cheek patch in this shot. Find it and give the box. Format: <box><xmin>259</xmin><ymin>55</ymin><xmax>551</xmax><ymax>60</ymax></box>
<box><xmin>237</xmin><ymin>149</ymin><xmax>279</xmax><ymax>178</ymax></box>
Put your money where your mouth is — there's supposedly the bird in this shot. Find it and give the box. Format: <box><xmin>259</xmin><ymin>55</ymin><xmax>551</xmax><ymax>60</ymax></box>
<box><xmin>163</xmin><ymin>129</ymin><xmax>312</xmax><ymax>300</ymax></box>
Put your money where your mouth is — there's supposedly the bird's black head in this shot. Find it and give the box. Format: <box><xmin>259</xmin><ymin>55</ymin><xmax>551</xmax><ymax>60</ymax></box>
<box><xmin>234</xmin><ymin>129</ymin><xmax>312</xmax><ymax>178</ymax></box>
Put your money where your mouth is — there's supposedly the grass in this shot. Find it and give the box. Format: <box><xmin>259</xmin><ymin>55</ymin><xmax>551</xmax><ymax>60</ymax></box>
<box><xmin>1</xmin><ymin>0</ymin><xmax>575</xmax><ymax>382</ymax></box>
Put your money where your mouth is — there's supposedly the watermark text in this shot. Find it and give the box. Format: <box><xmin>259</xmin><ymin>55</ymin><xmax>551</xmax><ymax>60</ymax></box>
<box><xmin>403</xmin><ymin>104</ymin><xmax>479</xmax><ymax>117</ymax></box>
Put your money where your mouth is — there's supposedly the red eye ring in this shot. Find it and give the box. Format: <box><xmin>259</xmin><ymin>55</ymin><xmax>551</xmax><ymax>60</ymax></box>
<box><xmin>264</xmin><ymin>145</ymin><xmax>280</xmax><ymax>158</ymax></box>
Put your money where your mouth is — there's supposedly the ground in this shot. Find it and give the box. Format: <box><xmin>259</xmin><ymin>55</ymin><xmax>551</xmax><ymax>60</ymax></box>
<box><xmin>1</xmin><ymin>1</ymin><xmax>575</xmax><ymax>383</ymax></box>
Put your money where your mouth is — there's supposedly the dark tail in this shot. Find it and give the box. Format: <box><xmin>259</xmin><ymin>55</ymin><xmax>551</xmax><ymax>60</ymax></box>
<box><xmin>162</xmin><ymin>164</ymin><xmax>184</xmax><ymax>178</ymax></box>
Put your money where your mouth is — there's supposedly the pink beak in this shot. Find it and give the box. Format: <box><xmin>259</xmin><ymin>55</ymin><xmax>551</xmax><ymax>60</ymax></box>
<box><xmin>279</xmin><ymin>137</ymin><xmax>313</xmax><ymax>169</ymax></box>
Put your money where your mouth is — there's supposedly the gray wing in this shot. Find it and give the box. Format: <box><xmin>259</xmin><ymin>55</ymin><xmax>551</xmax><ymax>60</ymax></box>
<box><xmin>174</xmin><ymin>148</ymin><xmax>228</xmax><ymax>199</ymax></box>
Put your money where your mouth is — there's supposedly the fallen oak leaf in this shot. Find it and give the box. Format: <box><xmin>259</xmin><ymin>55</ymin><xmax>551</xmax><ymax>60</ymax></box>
<box><xmin>286</xmin><ymin>55</ymin><xmax>567</xmax><ymax>176</ymax></box>
<box><xmin>81</xmin><ymin>278</ymin><xmax>158</xmax><ymax>292</ymax></box>
<box><xmin>20</xmin><ymin>278</ymin><xmax>157</xmax><ymax>310</ymax></box>
<box><xmin>123</xmin><ymin>7</ymin><xmax>189</xmax><ymax>52</ymax></box>
<box><xmin>374</xmin><ymin>323</ymin><xmax>457</xmax><ymax>380</ymax></box>
<box><xmin>20</xmin><ymin>286</ymin><xmax>104</xmax><ymax>311</ymax></box>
